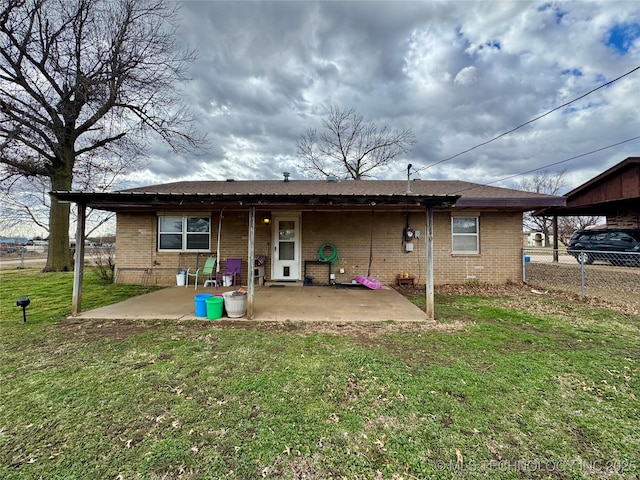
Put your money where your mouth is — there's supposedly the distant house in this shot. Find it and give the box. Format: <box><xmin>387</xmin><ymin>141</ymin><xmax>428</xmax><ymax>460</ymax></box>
<box><xmin>54</xmin><ymin>178</ymin><xmax>564</xmax><ymax>290</ymax></box>
<box><xmin>524</xmin><ymin>231</ymin><xmax>554</xmax><ymax>247</ymax></box>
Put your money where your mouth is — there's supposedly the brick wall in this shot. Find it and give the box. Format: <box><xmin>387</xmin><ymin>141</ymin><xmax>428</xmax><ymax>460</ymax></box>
<box><xmin>301</xmin><ymin>210</ymin><xmax>523</xmax><ymax>285</ymax></box>
<box><xmin>115</xmin><ymin>210</ymin><xmax>271</xmax><ymax>285</ymax></box>
<box><xmin>607</xmin><ymin>210</ymin><xmax>640</xmax><ymax>228</ymax></box>
<box><xmin>114</xmin><ymin>209</ymin><xmax>523</xmax><ymax>286</ymax></box>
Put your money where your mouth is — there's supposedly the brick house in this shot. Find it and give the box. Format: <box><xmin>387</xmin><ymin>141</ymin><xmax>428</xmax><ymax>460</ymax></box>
<box><xmin>55</xmin><ymin>178</ymin><xmax>564</xmax><ymax>288</ymax></box>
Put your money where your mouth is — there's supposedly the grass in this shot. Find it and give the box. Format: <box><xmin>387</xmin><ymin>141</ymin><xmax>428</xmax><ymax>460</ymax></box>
<box><xmin>1</xmin><ymin>269</ymin><xmax>638</xmax><ymax>479</ymax></box>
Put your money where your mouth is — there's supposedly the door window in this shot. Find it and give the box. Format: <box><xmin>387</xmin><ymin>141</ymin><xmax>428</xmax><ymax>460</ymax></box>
<box><xmin>278</xmin><ymin>221</ymin><xmax>296</xmax><ymax>260</ymax></box>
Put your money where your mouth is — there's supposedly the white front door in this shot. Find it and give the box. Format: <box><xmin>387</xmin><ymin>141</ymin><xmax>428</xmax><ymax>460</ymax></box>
<box><xmin>272</xmin><ymin>215</ymin><xmax>300</xmax><ymax>281</ymax></box>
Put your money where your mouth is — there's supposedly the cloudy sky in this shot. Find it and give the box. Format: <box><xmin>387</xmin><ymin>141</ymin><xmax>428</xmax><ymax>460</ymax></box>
<box><xmin>128</xmin><ymin>0</ymin><xmax>640</xmax><ymax>194</ymax></box>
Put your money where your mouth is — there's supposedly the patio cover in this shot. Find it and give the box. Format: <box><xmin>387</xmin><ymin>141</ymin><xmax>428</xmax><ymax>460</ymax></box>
<box><xmin>51</xmin><ymin>186</ymin><xmax>462</xmax><ymax>321</ymax></box>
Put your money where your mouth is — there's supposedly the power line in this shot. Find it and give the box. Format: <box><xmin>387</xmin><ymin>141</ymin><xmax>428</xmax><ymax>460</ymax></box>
<box><xmin>417</xmin><ymin>65</ymin><xmax>640</xmax><ymax>172</ymax></box>
<box><xmin>448</xmin><ymin>135</ymin><xmax>640</xmax><ymax>195</ymax></box>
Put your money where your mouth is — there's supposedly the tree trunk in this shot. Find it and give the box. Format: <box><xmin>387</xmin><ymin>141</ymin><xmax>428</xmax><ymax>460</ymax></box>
<box><xmin>44</xmin><ymin>169</ymin><xmax>74</xmax><ymax>272</ymax></box>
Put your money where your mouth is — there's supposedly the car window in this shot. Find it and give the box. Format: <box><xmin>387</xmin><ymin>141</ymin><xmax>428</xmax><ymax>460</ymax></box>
<box><xmin>609</xmin><ymin>232</ymin><xmax>633</xmax><ymax>243</ymax></box>
<box><xmin>592</xmin><ymin>233</ymin><xmax>607</xmax><ymax>241</ymax></box>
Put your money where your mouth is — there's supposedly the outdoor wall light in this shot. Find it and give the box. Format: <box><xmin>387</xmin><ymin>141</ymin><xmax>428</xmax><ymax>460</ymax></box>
<box><xmin>263</xmin><ymin>218</ymin><xmax>271</xmax><ymax>225</ymax></box>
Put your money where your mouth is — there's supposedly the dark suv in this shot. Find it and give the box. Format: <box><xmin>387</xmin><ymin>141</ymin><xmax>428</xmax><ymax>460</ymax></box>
<box><xmin>567</xmin><ymin>228</ymin><xmax>640</xmax><ymax>266</ymax></box>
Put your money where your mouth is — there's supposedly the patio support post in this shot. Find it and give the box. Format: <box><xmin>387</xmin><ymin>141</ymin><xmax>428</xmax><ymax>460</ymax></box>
<box><xmin>425</xmin><ymin>206</ymin><xmax>434</xmax><ymax>320</ymax></box>
<box><xmin>72</xmin><ymin>203</ymin><xmax>86</xmax><ymax>316</ymax></box>
<box><xmin>247</xmin><ymin>206</ymin><xmax>256</xmax><ymax>319</ymax></box>
<box><xmin>552</xmin><ymin>215</ymin><xmax>559</xmax><ymax>262</ymax></box>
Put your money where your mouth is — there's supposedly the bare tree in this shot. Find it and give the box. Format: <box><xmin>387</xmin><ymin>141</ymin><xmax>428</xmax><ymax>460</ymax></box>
<box><xmin>297</xmin><ymin>106</ymin><xmax>416</xmax><ymax>180</ymax></box>
<box><xmin>1</xmin><ymin>145</ymin><xmax>130</xmax><ymax>241</ymax></box>
<box><xmin>519</xmin><ymin>170</ymin><xmax>567</xmax><ymax>246</ymax></box>
<box><xmin>0</xmin><ymin>0</ymin><xmax>204</xmax><ymax>271</ymax></box>
<box><xmin>519</xmin><ymin>170</ymin><xmax>603</xmax><ymax>246</ymax></box>
<box><xmin>557</xmin><ymin>215</ymin><xmax>602</xmax><ymax>245</ymax></box>
<box><xmin>0</xmin><ymin>174</ymin><xmax>116</xmax><ymax>239</ymax></box>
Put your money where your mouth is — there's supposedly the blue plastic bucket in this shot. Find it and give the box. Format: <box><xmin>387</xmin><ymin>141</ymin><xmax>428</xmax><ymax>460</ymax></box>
<box><xmin>206</xmin><ymin>296</ymin><xmax>224</xmax><ymax>320</ymax></box>
<box><xmin>194</xmin><ymin>293</ymin><xmax>213</xmax><ymax>317</ymax></box>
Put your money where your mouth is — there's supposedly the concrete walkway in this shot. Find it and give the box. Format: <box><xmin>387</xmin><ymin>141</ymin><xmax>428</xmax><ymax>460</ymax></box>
<box><xmin>72</xmin><ymin>283</ymin><xmax>429</xmax><ymax>322</ymax></box>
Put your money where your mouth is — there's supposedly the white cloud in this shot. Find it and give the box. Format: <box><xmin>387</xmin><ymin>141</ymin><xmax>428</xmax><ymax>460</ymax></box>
<box><xmin>127</xmin><ymin>0</ymin><xmax>640</xmax><ymax>192</ymax></box>
<box><xmin>453</xmin><ymin>66</ymin><xmax>478</xmax><ymax>86</ymax></box>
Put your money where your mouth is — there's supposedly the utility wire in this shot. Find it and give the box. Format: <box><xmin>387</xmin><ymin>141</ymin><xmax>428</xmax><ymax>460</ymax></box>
<box><xmin>417</xmin><ymin>65</ymin><xmax>640</xmax><ymax>172</ymax></box>
<box><xmin>448</xmin><ymin>135</ymin><xmax>640</xmax><ymax>195</ymax></box>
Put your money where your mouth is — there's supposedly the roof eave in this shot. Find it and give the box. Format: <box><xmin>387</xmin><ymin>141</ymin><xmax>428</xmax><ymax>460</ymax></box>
<box><xmin>50</xmin><ymin>191</ymin><xmax>462</xmax><ymax>211</ymax></box>
<box><xmin>455</xmin><ymin>197</ymin><xmax>566</xmax><ymax>209</ymax></box>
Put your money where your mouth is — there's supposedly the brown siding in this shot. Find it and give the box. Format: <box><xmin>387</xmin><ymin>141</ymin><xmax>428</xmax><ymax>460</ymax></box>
<box><xmin>568</xmin><ymin>163</ymin><xmax>640</xmax><ymax>207</ymax></box>
<box><xmin>114</xmin><ymin>210</ymin><xmax>523</xmax><ymax>286</ymax></box>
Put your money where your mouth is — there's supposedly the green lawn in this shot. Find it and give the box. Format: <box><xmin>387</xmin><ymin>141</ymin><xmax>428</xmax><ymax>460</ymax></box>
<box><xmin>1</xmin><ymin>269</ymin><xmax>638</xmax><ymax>479</ymax></box>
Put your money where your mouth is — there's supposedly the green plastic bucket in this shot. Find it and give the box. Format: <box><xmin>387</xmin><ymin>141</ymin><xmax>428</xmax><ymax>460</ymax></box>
<box><xmin>205</xmin><ymin>296</ymin><xmax>224</xmax><ymax>320</ymax></box>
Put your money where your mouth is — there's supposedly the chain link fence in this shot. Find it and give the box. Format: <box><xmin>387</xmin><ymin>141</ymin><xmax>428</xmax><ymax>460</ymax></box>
<box><xmin>0</xmin><ymin>244</ymin><xmax>115</xmax><ymax>269</ymax></box>
<box><xmin>523</xmin><ymin>248</ymin><xmax>640</xmax><ymax>310</ymax></box>
<box><xmin>0</xmin><ymin>243</ymin><xmax>48</xmax><ymax>268</ymax></box>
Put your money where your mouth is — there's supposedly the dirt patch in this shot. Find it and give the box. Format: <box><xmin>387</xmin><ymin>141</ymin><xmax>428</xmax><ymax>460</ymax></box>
<box><xmin>525</xmin><ymin>262</ymin><xmax>640</xmax><ymax>315</ymax></box>
<box><xmin>57</xmin><ymin>315</ymin><xmax>469</xmax><ymax>345</ymax></box>
<box><xmin>58</xmin><ymin>317</ymin><xmax>212</xmax><ymax>341</ymax></box>
<box><xmin>427</xmin><ymin>282</ymin><xmax>640</xmax><ymax>318</ymax></box>
<box><xmin>212</xmin><ymin>318</ymin><xmax>469</xmax><ymax>338</ymax></box>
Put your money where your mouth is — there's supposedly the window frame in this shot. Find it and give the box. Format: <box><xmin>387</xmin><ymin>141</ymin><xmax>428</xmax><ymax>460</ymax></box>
<box><xmin>158</xmin><ymin>215</ymin><xmax>211</xmax><ymax>252</ymax></box>
<box><xmin>451</xmin><ymin>216</ymin><xmax>480</xmax><ymax>254</ymax></box>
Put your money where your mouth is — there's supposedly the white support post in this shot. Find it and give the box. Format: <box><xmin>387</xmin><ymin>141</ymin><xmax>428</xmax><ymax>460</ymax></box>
<box><xmin>247</xmin><ymin>206</ymin><xmax>256</xmax><ymax>319</ymax></box>
<box><xmin>425</xmin><ymin>206</ymin><xmax>434</xmax><ymax>320</ymax></box>
<box><xmin>72</xmin><ymin>203</ymin><xmax>86</xmax><ymax>316</ymax></box>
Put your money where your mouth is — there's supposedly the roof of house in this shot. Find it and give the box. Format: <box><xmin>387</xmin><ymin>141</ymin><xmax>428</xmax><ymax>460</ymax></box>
<box><xmin>51</xmin><ymin>179</ymin><xmax>565</xmax><ymax>212</ymax></box>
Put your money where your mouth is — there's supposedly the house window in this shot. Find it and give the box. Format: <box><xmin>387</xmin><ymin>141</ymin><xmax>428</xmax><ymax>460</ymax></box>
<box><xmin>158</xmin><ymin>216</ymin><xmax>210</xmax><ymax>251</ymax></box>
<box><xmin>451</xmin><ymin>216</ymin><xmax>479</xmax><ymax>254</ymax></box>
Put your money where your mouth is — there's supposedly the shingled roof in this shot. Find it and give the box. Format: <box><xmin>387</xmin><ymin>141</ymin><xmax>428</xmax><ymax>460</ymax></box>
<box><xmin>51</xmin><ymin>179</ymin><xmax>565</xmax><ymax>211</ymax></box>
<box><xmin>120</xmin><ymin>179</ymin><xmax>548</xmax><ymax>197</ymax></box>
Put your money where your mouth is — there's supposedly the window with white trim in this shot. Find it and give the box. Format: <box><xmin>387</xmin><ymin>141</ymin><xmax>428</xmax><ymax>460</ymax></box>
<box><xmin>158</xmin><ymin>215</ymin><xmax>210</xmax><ymax>251</ymax></box>
<box><xmin>451</xmin><ymin>216</ymin><xmax>479</xmax><ymax>254</ymax></box>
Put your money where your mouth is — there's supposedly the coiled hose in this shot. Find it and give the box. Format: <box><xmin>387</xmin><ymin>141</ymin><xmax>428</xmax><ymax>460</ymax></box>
<box><xmin>317</xmin><ymin>243</ymin><xmax>339</xmax><ymax>264</ymax></box>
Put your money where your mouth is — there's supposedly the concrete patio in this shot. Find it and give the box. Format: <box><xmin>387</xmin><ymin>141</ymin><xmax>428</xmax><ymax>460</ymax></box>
<box><xmin>71</xmin><ymin>283</ymin><xmax>429</xmax><ymax>322</ymax></box>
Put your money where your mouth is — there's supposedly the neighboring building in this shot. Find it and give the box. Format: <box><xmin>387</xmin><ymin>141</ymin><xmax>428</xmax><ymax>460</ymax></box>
<box><xmin>524</xmin><ymin>231</ymin><xmax>554</xmax><ymax>247</ymax></box>
<box><xmin>53</xmin><ymin>178</ymin><xmax>564</xmax><ymax>288</ymax></box>
<box><xmin>0</xmin><ymin>237</ymin><xmax>30</xmax><ymax>245</ymax></box>
<box><xmin>543</xmin><ymin>157</ymin><xmax>639</xmax><ymax>228</ymax></box>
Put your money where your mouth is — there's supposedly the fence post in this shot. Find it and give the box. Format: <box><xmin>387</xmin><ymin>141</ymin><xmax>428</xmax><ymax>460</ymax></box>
<box><xmin>580</xmin><ymin>256</ymin><xmax>586</xmax><ymax>299</ymax></box>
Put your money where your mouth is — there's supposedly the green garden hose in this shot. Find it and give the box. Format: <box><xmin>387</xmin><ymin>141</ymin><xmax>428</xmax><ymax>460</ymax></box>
<box><xmin>318</xmin><ymin>243</ymin><xmax>339</xmax><ymax>264</ymax></box>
